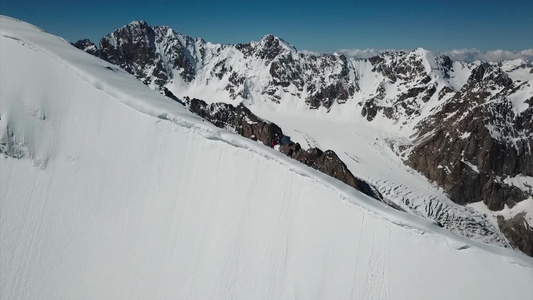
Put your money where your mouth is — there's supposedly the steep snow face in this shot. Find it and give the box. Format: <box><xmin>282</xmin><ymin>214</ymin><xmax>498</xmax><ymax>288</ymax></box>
<box><xmin>2</xmin><ymin>16</ymin><xmax>533</xmax><ymax>299</ymax></box>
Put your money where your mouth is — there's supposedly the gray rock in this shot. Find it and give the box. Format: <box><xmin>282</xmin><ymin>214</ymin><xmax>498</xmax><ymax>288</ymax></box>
<box><xmin>72</xmin><ymin>39</ymin><xmax>98</xmax><ymax>56</ymax></box>
<box><xmin>497</xmin><ymin>213</ymin><xmax>533</xmax><ymax>256</ymax></box>
<box><xmin>279</xmin><ymin>142</ymin><xmax>388</xmax><ymax>204</ymax></box>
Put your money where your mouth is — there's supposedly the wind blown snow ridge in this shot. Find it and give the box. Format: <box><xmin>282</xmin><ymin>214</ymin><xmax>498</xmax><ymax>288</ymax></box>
<box><xmin>1</xmin><ymin>15</ymin><xmax>533</xmax><ymax>299</ymax></box>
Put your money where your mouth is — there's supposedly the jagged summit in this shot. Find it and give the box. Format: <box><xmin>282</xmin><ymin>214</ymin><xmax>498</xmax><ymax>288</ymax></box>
<box><xmin>259</xmin><ymin>34</ymin><xmax>298</xmax><ymax>53</ymax></box>
<box><xmin>128</xmin><ymin>20</ymin><xmax>149</xmax><ymax>27</ymax></box>
<box><xmin>111</xmin><ymin>21</ymin><xmax>297</xmax><ymax>53</ymax></box>
<box><xmin>411</xmin><ymin>47</ymin><xmax>433</xmax><ymax>56</ymax></box>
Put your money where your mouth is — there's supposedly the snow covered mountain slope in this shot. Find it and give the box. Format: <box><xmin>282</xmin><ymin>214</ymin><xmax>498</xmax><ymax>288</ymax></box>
<box><xmin>2</xmin><ymin>16</ymin><xmax>533</xmax><ymax>299</ymax></box>
<box><xmin>76</xmin><ymin>20</ymin><xmax>533</xmax><ymax>255</ymax></box>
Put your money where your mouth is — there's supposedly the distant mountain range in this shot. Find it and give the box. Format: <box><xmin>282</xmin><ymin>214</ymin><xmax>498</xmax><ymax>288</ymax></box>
<box><xmin>74</xmin><ymin>20</ymin><xmax>533</xmax><ymax>256</ymax></box>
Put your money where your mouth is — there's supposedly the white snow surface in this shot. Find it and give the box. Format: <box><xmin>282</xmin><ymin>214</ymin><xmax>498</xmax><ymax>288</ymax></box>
<box><xmin>1</xmin><ymin>16</ymin><xmax>533</xmax><ymax>299</ymax></box>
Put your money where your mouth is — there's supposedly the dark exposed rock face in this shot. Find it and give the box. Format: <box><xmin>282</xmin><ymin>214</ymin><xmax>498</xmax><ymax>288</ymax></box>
<box><xmin>361</xmin><ymin>50</ymin><xmax>451</xmax><ymax>122</ymax></box>
<box><xmin>280</xmin><ymin>143</ymin><xmax>360</xmax><ymax>188</ymax></box>
<box><xmin>355</xmin><ymin>53</ymin><xmax>532</xmax><ymax>254</ymax></box>
<box><xmin>0</xmin><ymin>125</ymin><xmax>28</xmax><ymax>160</ymax></box>
<box><xmin>186</xmin><ymin>98</ymin><xmax>236</xmax><ymax>130</ymax></box>
<box><xmin>182</xmin><ymin>98</ymin><xmax>390</xmax><ymax>206</ymax></box>
<box><xmin>409</xmin><ymin>64</ymin><xmax>532</xmax><ymax>209</ymax></box>
<box><xmin>279</xmin><ymin>142</ymin><xmax>394</xmax><ymax>205</ymax></box>
<box><xmin>235</xmin><ymin>104</ymin><xmax>283</xmax><ymax>146</ymax></box>
<box><xmin>407</xmin><ymin>64</ymin><xmax>533</xmax><ymax>255</ymax></box>
<box><xmin>99</xmin><ymin>21</ymin><xmax>165</xmax><ymax>86</ymax></box>
<box><xmin>498</xmin><ymin>213</ymin><xmax>533</xmax><ymax>256</ymax></box>
<box><xmin>255</xmin><ymin>34</ymin><xmax>290</xmax><ymax>62</ymax></box>
<box><xmin>95</xmin><ymin>21</ymin><xmax>198</xmax><ymax>88</ymax></box>
<box><xmin>369</xmin><ymin>51</ymin><xmax>425</xmax><ymax>83</ymax></box>
<box><xmin>185</xmin><ymin>97</ymin><xmax>283</xmax><ymax>146</ymax></box>
<box><xmin>233</xmin><ymin>36</ymin><xmax>358</xmax><ymax>108</ymax></box>
<box><xmin>162</xmin><ymin>88</ymin><xmax>185</xmax><ymax>105</ymax></box>
<box><xmin>303</xmin><ymin>54</ymin><xmax>357</xmax><ymax>109</ymax></box>
<box><xmin>73</xmin><ymin>39</ymin><xmax>98</xmax><ymax>56</ymax></box>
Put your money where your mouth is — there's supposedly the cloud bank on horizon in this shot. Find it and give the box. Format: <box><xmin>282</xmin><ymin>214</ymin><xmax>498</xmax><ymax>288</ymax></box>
<box><xmin>436</xmin><ymin>49</ymin><xmax>533</xmax><ymax>62</ymax></box>
<box><xmin>302</xmin><ymin>48</ymin><xmax>533</xmax><ymax>62</ymax></box>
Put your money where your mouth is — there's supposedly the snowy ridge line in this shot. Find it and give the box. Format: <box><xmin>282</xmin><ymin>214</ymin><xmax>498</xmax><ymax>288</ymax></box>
<box><xmin>2</xmin><ymin>15</ymin><xmax>532</xmax><ymax>266</ymax></box>
<box><xmin>0</xmin><ymin>18</ymin><xmax>221</xmax><ymax>142</ymax></box>
<box><xmin>0</xmin><ymin>34</ymin><xmax>205</xmax><ymax>138</ymax></box>
<box><xmin>186</xmin><ymin>129</ymin><xmax>533</xmax><ymax>267</ymax></box>
<box><xmin>1</xmin><ymin>20</ymin><xmax>241</xmax><ymax>143</ymax></box>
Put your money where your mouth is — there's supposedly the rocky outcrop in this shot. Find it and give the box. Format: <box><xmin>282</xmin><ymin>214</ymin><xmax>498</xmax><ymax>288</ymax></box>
<box><xmin>94</xmin><ymin>21</ymin><xmax>198</xmax><ymax>88</ymax></box>
<box><xmin>279</xmin><ymin>142</ymin><xmax>403</xmax><ymax>208</ymax></box>
<box><xmin>280</xmin><ymin>143</ymin><xmax>361</xmax><ymax>188</ymax></box>
<box><xmin>234</xmin><ymin>104</ymin><xmax>283</xmax><ymax>146</ymax></box>
<box><xmin>162</xmin><ymin>87</ymin><xmax>185</xmax><ymax>105</ymax></box>
<box><xmin>361</xmin><ymin>50</ymin><xmax>450</xmax><ymax>123</ymax></box>
<box><xmin>73</xmin><ymin>39</ymin><xmax>98</xmax><ymax>56</ymax></box>
<box><xmin>98</xmin><ymin>21</ymin><xmax>169</xmax><ymax>87</ymax></box>
<box><xmin>409</xmin><ymin>64</ymin><xmax>532</xmax><ymax>209</ymax></box>
<box><xmin>498</xmin><ymin>213</ymin><xmax>533</xmax><ymax>256</ymax></box>
<box><xmin>407</xmin><ymin>63</ymin><xmax>533</xmax><ymax>255</ymax></box>
<box><xmin>182</xmin><ymin>97</ymin><xmax>391</xmax><ymax>206</ymax></box>
<box><xmin>186</xmin><ymin>97</ymin><xmax>236</xmax><ymax>130</ymax></box>
<box><xmin>185</xmin><ymin>97</ymin><xmax>283</xmax><ymax>146</ymax></box>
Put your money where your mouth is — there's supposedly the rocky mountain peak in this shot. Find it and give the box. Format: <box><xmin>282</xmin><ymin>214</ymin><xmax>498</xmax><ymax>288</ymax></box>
<box><xmin>92</xmin><ymin>20</ymin><xmax>151</xmax><ymax>47</ymax></box>
<box><xmin>251</xmin><ymin>34</ymin><xmax>297</xmax><ymax>61</ymax></box>
<box><xmin>260</xmin><ymin>33</ymin><xmax>276</xmax><ymax>42</ymax></box>
<box><xmin>410</xmin><ymin>47</ymin><xmax>437</xmax><ymax>59</ymax></box>
<box><xmin>367</xmin><ymin>50</ymin><xmax>431</xmax><ymax>83</ymax></box>
<box><xmin>467</xmin><ymin>63</ymin><xmax>513</xmax><ymax>87</ymax></box>
<box><xmin>128</xmin><ymin>20</ymin><xmax>149</xmax><ymax>28</ymax></box>
<box><xmin>260</xmin><ymin>34</ymin><xmax>297</xmax><ymax>52</ymax></box>
<box><xmin>72</xmin><ymin>39</ymin><xmax>98</xmax><ymax>56</ymax></box>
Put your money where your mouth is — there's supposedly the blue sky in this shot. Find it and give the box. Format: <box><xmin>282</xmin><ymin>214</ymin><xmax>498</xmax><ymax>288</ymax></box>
<box><xmin>1</xmin><ymin>0</ymin><xmax>532</xmax><ymax>52</ymax></box>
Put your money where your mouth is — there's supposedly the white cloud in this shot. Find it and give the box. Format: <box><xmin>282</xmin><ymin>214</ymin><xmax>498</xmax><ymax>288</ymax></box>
<box><xmin>299</xmin><ymin>50</ymin><xmax>322</xmax><ymax>56</ymax></box>
<box><xmin>301</xmin><ymin>48</ymin><xmax>533</xmax><ymax>62</ymax></box>
<box><xmin>301</xmin><ymin>48</ymin><xmax>402</xmax><ymax>58</ymax></box>
<box><xmin>335</xmin><ymin>48</ymin><xmax>401</xmax><ymax>58</ymax></box>
<box><xmin>436</xmin><ymin>49</ymin><xmax>533</xmax><ymax>62</ymax></box>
